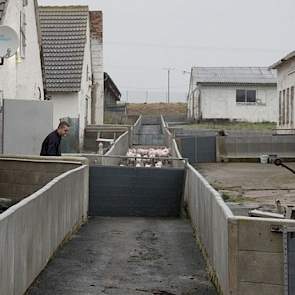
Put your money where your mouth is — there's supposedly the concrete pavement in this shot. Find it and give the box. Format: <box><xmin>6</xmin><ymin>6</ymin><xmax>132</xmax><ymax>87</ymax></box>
<box><xmin>27</xmin><ymin>217</ymin><xmax>216</xmax><ymax>295</ymax></box>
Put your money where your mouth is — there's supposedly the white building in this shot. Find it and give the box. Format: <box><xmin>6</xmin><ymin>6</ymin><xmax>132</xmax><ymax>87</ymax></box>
<box><xmin>271</xmin><ymin>51</ymin><xmax>295</xmax><ymax>134</ymax></box>
<box><xmin>38</xmin><ymin>6</ymin><xmax>104</xmax><ymax>150</ymax></box>
<box><xmin>0</xmin><ymin>0</ymin><xmax>44</xmax><ymax>101</ymax></box>
<box><xmin>187</xmin><ymin>67</ymin><xmax>277</xmax><ymax>123</ymax></box>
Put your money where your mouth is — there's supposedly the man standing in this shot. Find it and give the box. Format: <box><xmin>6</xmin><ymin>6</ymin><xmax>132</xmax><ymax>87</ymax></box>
<box><xmin>40</xmin><ymin>121</ymin><xmax>70</xmax><ymax>156</ymax></box>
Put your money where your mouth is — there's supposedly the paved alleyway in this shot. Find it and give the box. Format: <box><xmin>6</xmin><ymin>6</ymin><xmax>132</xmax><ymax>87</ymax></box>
<box><xmin>27</xmin><ymin>217</ymin><xmax>216</xmax><ymax>295</ymax></box>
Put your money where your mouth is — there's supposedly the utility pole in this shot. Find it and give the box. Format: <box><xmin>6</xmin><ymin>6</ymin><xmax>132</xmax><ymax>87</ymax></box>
<box><xmin>145</xmin><ymin>90</ymin><xmax>148</xmax><ymax>104</ymax></box>
<box><xmin>126</xmin><ymin>90</ymin><xmax>129</xmax><ymax>103</ymax></box>
<box><xmin>163</xmin><ymin>67</ymin><xmax>174</xmax><ymax>103</ymax></box>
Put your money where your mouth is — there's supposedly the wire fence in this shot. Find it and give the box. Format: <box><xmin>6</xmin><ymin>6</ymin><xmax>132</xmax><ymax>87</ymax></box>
<box><xmin>121</xmin><ymin>90</ymin><xmax>187</xmax><ymax>103</ymax></box>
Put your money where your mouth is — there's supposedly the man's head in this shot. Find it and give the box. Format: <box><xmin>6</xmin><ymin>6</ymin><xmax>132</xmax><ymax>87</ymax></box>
<box><xmin>57</xmin><ymin>121</ymin><xmax>70</xmax><ymax>137</ymax></box>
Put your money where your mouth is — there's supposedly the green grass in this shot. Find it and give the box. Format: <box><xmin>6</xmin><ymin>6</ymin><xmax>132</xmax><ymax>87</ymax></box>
<box><xmin>221</xmin><ymin>192</ymin><xmax>248</xmax><ymax>203</ymax></box>
<box><xmin>183</xmin><ymin>121</ymin><xmax>276</xmax><ymax>131</ymax></box>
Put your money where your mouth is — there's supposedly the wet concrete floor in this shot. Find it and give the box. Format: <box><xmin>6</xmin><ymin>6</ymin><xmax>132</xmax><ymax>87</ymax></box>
<box><xmin>27</xmin><ymin>217</ymin><xmax>216</xmax><ymax>295</ymax></box>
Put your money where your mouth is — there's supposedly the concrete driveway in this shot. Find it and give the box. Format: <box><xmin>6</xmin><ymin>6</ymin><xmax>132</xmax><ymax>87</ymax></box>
<box><xmin>27</xmin><ymin>217</ymin><xmax>216</xmax><ymax>295</ymax></box>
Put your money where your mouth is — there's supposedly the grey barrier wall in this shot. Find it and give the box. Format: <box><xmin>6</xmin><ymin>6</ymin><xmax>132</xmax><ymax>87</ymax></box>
<box><xmin>178</xmin><ymin>136</ymin><xmax>216</xmax><ymax>163</ymax></box>
<box><xmin>184</xmin><ymin>163</ymin><xmax>233</xmax><ymax>294</ymax></box>
<box><xmin>161</xmin><ymin>115</ymin><xmax>186</xmax><ymax>168</ymax></box>
<box><xmin>89</xmin><ymin>166</ymin><xmax>185</xmax><ymax>217</ymax></box>
<box><xmin>0</xmin><ymin>159</ymin><xmax>80</xmax><ymax>202</ymax></box>
<box><xmin>183</xmin><ymin>160</ymin><xmax>295</xmax><ymax>294</ymax></box>
<box><xmin>103</xmin><ymin>131</ymin><xmax>130</xmax><ymax>165</ymax></box>
<box><xmin>217</xmin><ymin>135</ymin><xmax>295</xmax><ymax>160</ymax></box>
<box><xmin>0</xmin><ymin>107</ymin><xmax>2</xmax><ymax>154</ymax></box>
<box><xmin>2</xmin><ymin>99</ymin><xmax>53</xmax><ymax>155</ymax></box>
<box><xmin>131</xmin><ymin>115</ymin><xmax>142</xmax><ymax>137</ymax></box>
<box><xmin>0</xmin><ymin>157</ymin><xmax>88</xmax><ymax>295</ymax></box>
<box><xmin>228</xmin><ymin>216</ymin><xmax>295</xmax><ymax>295</ymax></box>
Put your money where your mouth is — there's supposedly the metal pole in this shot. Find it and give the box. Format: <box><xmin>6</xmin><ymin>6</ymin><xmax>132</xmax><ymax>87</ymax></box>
<box><xmin>163</xmin><ymin>67</ymin><xmax>174</xmax><ymax>104</ymax></box>
<box><xmin>168</xmin><ymin>69</ymin><xmax>170</xmax><ymax>103</ymax></box>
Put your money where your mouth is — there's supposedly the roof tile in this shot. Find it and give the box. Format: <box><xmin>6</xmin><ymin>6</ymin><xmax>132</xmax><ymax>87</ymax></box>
<box><xmin>39</xmin><ymin>5</ymin><xmax>89</xmax><ymax>91</ymax></box>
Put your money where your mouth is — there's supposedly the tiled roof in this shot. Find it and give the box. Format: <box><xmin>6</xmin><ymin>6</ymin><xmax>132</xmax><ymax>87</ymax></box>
<box><xmin>192</xmin><ymin>67</ymin><xmax>277</xmax><ymax>85</ymax></box>
<box><xmin>39</xmin><ymin>6</ymin><xmax>89</xmax><ymax>92</ymax></box>
<box><xmin>0</xmin><ymin>0</ymin><xmax>8</xmax><ymax>24</ymax></box>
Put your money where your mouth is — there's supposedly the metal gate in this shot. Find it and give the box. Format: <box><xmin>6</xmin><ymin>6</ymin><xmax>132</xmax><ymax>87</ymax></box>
<box><xmin>89</xmin><ymin>166</ymin><xmax>185</xmax><ymax>217</ymax></box>
<box><xmin>179</xmin><ymin>136</ymin><xmax>216</xmax><ymax>163</ymax></box>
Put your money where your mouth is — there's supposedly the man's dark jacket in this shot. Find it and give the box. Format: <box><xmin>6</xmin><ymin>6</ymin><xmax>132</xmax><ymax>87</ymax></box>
<box><xmin>40</xmin><ymin>130</ymin><xmax>61</xmax><ymax>156</ymax></box>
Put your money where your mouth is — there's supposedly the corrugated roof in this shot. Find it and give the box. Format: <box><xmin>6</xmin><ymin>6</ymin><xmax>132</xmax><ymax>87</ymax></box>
<box><xmin>0</xmin><ymin>0</ymin><xmax>8</xmax><ymax>24</ymax></box>
<box><xmin>270</xmin><ymin>51</ymin><xmax>295</xmax><ymax>69</ymax></box>
<box><xmin>39</xmin><ymin>6</ymin><xmax>89</xmax><ymax>92</ymax></box>
<box><xmin>192</xmin><ymin>67</ymin><xmax>277</xmax><ymax>85</ymax></box>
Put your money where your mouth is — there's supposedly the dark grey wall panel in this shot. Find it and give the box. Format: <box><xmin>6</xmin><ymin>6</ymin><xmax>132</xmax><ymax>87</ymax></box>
<box><xmin>89</xmin><ymin>166</ymin><xmax>185</xmax><ymax>217</ymax></box>
<box><xmin>195</xmin><ymin>136</ymin><xmax>216</xmax><ymax>163</ymax></box>
<box><xmin>179</xmin><ymin>136</ymin><xmax>216</xmax><ymax>163</ymax></box>
<box><xmin>287</xmin><ymin>232</ymin><xmax>295</xmax><ymax>294</ymax></box>
<box><xmin>0</xmin><ymin>107</ymin><xmax>2</xmax><ymax>154</ymax></box>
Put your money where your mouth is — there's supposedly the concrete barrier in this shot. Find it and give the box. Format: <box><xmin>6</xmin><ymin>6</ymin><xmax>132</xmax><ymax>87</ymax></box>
<box><xmin>228</xmin><ymin>216</ymin><xmax>295</xmax><ymax>295</ymax></box>
<box><xmin>217</xmin><ymin>135</ymin><xmax>295</xmax><ymax>161</ymax></box>
<box><xmin>132</xmin><ymin>115</ymin><xmax>142</xmax><ymax>137</ymax></box>
<box><xmin>184</xmin><ymin>163</ymin><xmax>233</xmax><ymax>294</ymax></box>
<box><xmin>103</xmin><ymin>131</ymin><xmax>130</xmax><ymax>165</ymax></box>
<box><xmin>183</xmin><ymin>158</ymin><xmax>295</xmax><ymax>294</ymax></box>
<box><xmin>0</xmin><ymin>158</ymin><xmax>88</xmax><ymax>295</ymax></box>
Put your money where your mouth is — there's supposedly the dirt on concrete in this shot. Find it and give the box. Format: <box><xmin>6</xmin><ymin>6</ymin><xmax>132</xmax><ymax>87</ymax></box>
<box><xmin>195</xmin><ymin>162</ymin><xmax>295</xmax><ymax>208</ymax></box>
<box><xmin>27</xmin><ymin>217</ymin><xmax>216</xmax><ymax>295</ymax></box>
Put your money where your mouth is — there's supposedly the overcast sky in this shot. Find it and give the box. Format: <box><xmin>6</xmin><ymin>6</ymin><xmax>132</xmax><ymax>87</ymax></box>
<box><xmin>38</xmin><ymin>0</ymin><xmax>295</xmax><ymax>102</ymax></box>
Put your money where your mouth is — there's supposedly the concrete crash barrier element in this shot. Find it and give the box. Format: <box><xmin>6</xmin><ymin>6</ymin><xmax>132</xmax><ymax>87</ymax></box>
<box><xmin>216</xmin><ymin>135</ymin><xmax>295</xmax><ymax>161</ymax></box>
<box><xmin>103</xmin><ymin>130</ymin><xmax>130</xmax><ymax>166</ymax></box>
<box><xmin>184</xmin><ymin>163</ymin><xmax>233</xmax><ymax>294</ymax></box>
<box><xmin>0</xmin><ymin>156</ymin><xmax>89</xmax><ymax>295</ymax></box>
<box><xmin>184</xmin><ymin>161</ymin><xmax>295</xmax><ymax>295</ymax></box>
<box><xmin>228</xmin><ymin>216</ymin><xmax>295</xmax><ymax>295</ymax></box>
<box><xmin>161</xmin><ymin>115</ymin><xmax>186</xmax><ymax>168</ymax></box>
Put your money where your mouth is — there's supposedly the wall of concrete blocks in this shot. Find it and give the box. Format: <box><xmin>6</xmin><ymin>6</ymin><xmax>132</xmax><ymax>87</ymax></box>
<box><xmin>217</xmin><ymin>135</ymin><xmax>295</xmax><ymax>160</ymax></box>
<box><xmin>184</xmin><ymin>162</ymin><xmax>295</xmax><ymax>295</ymax></box>
<box><xmin>228</xmin><ymin>217</ymin><xmax>295</xmax><ymax>295</ymax></box>
<box><xmin>0</xmin><ymin>159</ymin><xmax>80</xmax><ymax>201</ymax></box>
<box><xmin>0</xmin><ymin>158</ymin><xmax>89</xmax><ymax>295</ymax></box>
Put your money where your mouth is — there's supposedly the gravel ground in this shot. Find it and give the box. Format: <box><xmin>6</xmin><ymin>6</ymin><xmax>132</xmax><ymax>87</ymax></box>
<box><xmin>195</xmin><ymin>162</ymin><xmax>295</xmax><ymax>207</ymax></box>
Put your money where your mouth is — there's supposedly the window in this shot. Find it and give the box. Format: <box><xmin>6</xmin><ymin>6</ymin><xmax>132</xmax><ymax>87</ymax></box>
<box><xmin>236</xmin><ymin>90</ymin><xmax>246</xmax><ymax>102</ymax></box>
<box><xmin>236</xmin><ymin>89</ymin><xmax>256</xmax><ymax>103</ymax></box>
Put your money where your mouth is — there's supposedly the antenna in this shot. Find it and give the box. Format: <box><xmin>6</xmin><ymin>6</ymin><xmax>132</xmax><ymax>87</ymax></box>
<box><xmin>0</xmin><ymin>26</ymin><xmax>19</xmax><ymax>58</ymax></box>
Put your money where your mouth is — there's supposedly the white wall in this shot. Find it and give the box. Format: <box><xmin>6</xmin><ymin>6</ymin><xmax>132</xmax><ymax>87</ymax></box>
<box><xmin>90</xmin><ymin>38</ymin><xmax>104</xmax><ymax>124</ymax></box>
<box><xmin>0</xmin><ymin>0</ymin><xmax>44</xmax><ymax>100</ymax></box>
<box><xmin>199</xmin><ymin>85</ymin><xmax>277</xmax><ymax>122</ymax></box>
<box><xmin>78</xmin><ymin>19</ymin><xmax>92</xmax><ymax>149</ymax></box>
<box><xmin>276</xmin><ymin>58</ymin><xmax>295</xmax><ymax>133</ymax></box>
<box><xmin>3</xmin><ymin>99</ymin><xmax>53</xmax><ymax>155</ymax></box>
<box><xmin>49</xmin><ymin>92</ymin><xmax>79</xmax><ymax>128</ymax></box>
